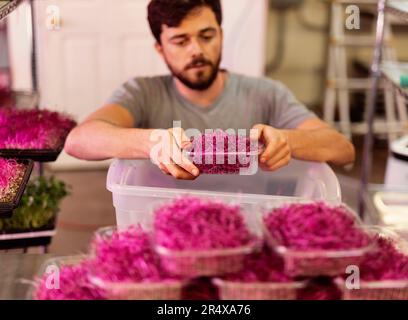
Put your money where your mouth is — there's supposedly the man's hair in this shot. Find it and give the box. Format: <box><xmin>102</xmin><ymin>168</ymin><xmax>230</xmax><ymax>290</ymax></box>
<box><xmin>148</xmin><ymin>0</ymin><xmax>223</xmax><ymax>44</ymax></box>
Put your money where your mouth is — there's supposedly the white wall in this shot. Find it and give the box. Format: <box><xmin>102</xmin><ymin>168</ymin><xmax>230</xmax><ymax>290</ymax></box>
<box><xmin>221</xmin><ymin>0</ymin><xmax>267</xmax><ymax>77</ymax></box>
<box><xmin>7</xmin><ymin>1</ymin><xmax>33</xmax><ymax>91</ymax></box>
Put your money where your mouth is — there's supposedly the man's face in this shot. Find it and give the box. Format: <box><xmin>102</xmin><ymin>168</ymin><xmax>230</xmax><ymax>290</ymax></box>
<box><xmin>157</xmin><ymin>6</ymin><xmax>223</xmax><ymax>91</ymax></box>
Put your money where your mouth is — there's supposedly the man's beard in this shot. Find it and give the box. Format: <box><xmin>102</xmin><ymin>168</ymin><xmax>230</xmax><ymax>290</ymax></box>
<box><xmin>165</xmin><ymin>54</ymin><xmax>222</xmax><ymax>91</ymax></box>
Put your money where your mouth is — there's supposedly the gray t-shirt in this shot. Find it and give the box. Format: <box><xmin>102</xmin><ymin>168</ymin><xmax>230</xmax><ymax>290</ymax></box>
<box><xmin>106</xmin><ymin>72</ymin><xmax>316</xmax><ymax>132</ymax></box>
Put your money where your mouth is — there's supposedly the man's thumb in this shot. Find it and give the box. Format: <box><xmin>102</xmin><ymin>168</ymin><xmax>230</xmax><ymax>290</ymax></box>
<box><xmin>250</xmin><ymin>124</ymin><xmax>264</xmax><ymax>141</ymax></box>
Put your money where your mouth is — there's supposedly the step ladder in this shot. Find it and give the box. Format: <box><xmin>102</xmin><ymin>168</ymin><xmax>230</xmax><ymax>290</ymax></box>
<box><xmin>324</xmin><ymin>0</ymin><xmax>405</xmax><ymax>143</ymax></box>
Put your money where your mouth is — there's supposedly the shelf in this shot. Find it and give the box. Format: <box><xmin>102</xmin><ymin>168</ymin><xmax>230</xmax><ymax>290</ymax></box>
<box><xmin>0</xmin><ymin>0</ymin><xmax>22</xmax><ymax>21</ymax></box>
<box><xmin>381</xmin><ymin>61</ymin><xmax>408</xmax><ymax>99</ymax></box>
<box><xmin>323</xmin><ymin>0</ymin><xmax>378</xmax><ymax>4</ymax></box>
<box><xmin>350</xmin><ymin>119</ymin><xmax>406</xmax><ymax>135</ymax></box>
<box><xmin>0</xmin><ymin>230</ymin><xmax>55</xmax><ymax>249</ymax></box>
<box><xmin>386</xmin><ymin>1</ymin><xmax>408</xmax><ymax>22</ymax></box>
<box><xmin>330</xmin><ymin>119</ymin><xmax>406</xmax><ymax>135</ymax></box>
<box><xmin>326</xmin><ymin>78</ymin><xmax>386</xmax><ymax>90</ymax></box>
<box><xmin>330</xmin><ymin>36</ymin><xmax>393</xmax><ymax>48</ymax></box>
<box><xmin>0</xmin><ymin>90</ymin><xmax>39</xmax><ymax>109</ymax></box>
<box><xmin>0</xmin><ymin>229</ymin><xmax>56</xmax><ymax>241</ymax></box>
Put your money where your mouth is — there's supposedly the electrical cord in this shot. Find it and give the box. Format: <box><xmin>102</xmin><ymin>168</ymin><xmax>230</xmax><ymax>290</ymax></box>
<box><xmin>296</xmin><ymin>0</ymin><xmax>329</xmax><ymax>32</ymax></box>
<box><xmin>266</xmin><ymin>0</ymin><xmax>329</xmax><ymax>75</ymax></box>
<box><xmin>265</xmin><ymin>12</ymin><xmax>287</xmax><ymax>74</ymax></box>
<box><xmin>269</xmin><ymin>0</ymin><xmax>303</xmax><ymax>11</ymax></box>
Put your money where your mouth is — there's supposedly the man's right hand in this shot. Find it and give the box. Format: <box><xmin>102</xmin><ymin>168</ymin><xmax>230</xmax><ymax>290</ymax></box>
<box><xmin>149</xmin><ymin>127</ymin><xmax>200</xmax><ymax>180</ymax></box>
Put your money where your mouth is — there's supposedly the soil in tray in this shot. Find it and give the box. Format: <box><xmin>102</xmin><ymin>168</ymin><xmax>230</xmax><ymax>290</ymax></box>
<box><xmin>0</xmin><ymin>158</ymin><xmax>28</xmax><ymax>203</ymax></box>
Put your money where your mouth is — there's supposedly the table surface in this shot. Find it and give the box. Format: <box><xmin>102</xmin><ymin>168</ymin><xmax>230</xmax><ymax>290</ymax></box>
<box><xmin>0</xmin><ymin>254</ymin><xmax>56</xmax><ymax>300</ymax></box>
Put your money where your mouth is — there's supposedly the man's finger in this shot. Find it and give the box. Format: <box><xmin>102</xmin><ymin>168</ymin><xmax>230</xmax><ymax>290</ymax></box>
<box><xmin>259</xmin><ymin>162</ymin><xmax>271</xmax><ymax>171</ymax></box>
<box><xmin>158</xmin><ymin>163</ymin><xmax>171</xmax><ymax>175</ymax></box>
<box><xmin>170</xmin><ymin>143</ymin><xmax>199</xmax><ymax>177</ymax></box>
<box><xmin>169</xmin><ymin>131</ymin><xmax>199</xmax><ymax>177</ymax></box>
<box><xmin>265</xmin><ymin>144</ymin><xmax>290</xmax><ymax>167</ymax></box>
<box><xmin>176</xmin><ymin>158</ymin><xmax>200</xmax><ymax>177</ymax></box>
<box><xmin>259</xmin><ymin>138</ymin><xmax>280</xmax><ymax>164</ymax></box>
<box><xmin>171</xmin><ymin>127</ymin><xmax>191</xmax><ymax>149</ymax></box>
<box><xmin>250</xmin><ymin>124</ymin><xmax>264</xmax><ymax>142</ymax></box>
<box><xmin>267</xmin><ymin>155</ymin><xmax>291</xmax><ymax>172</ymax></box>
<box><xmin>165</xmin><ymin>162</ymin><xmax>197</xmax><ymax>180</ymax></box>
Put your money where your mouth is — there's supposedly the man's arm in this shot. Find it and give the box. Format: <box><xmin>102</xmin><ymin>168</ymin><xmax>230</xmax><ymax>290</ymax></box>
<box><xmin>284</xmin><ymin>118</ymin><xmax>355</xmax><ymax>166</ymax></box>
<box><xmin>64</xmin><ymin>104</ymin><xmax>199</xmax><ymax>179</ymax></box>
<box><xmin>64</xmin><ymin>104</ymin><xmax>153</xmax><ymax>161</ymax></box>
<box><xmin>253</xmin><ymin>118</ymin><xmax>355</xmax><ymax>171</ymax></box>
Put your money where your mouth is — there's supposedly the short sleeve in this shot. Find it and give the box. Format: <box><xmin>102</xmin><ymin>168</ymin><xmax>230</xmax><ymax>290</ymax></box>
<box><xmin>105</xmin><ymin>78</ymin><xmax>145</xmax><ymax>128</ymax></box>
<box><xmin>269</xmin><ymin>81</ymin><xmax>317</xmax><ymax>129</ymax></box>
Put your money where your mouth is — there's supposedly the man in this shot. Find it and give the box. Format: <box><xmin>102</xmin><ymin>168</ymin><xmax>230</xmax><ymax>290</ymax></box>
<box><xmin>65</xmin><ymin>0</ymin><xmax>355</xmax><ymax>180</ymax></box>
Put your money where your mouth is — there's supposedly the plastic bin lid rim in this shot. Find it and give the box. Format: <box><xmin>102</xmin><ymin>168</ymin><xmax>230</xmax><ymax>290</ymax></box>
<box><xmin>107</xmin><ymin>184</ymin><xmax>341</xmax><ymax>203</ymax></box>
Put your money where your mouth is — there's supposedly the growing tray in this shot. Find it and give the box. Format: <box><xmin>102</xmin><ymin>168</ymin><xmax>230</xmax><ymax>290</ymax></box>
<box><xmin>89</xmin><ymin>276</ymin><xmax>185</xmax><ymax>300</ymax></box>
<box><xmin>155</xmin><ymin>243</ymin><xmax>258</xmax><ymax>278</ymax></box>
<box><xmin>0</xmin><ymin>220</ymin><xmax>57</xmax><ymax>235</ymax></box>
<box><xmin>0</xmin><ymin>146</ymin><xmax>64</xmax><ymax>162</ymax></box>
<box><xmin>213</xmin><ymin>278</ymin><xmax>306</xmax><ymax>300</ymax></box>
<box><xmin>261</xmin><ymin>201</ymin><xmax>375</xmax><ymax>277</ymax></box>
<box><xmin>0</xmin><ymin>159</ymin><xmax>34</xmax><ymax>218</ymax></box>
<box><xmin>338</xmin><ymin>227</ymin><xmax>408</xmax><ymax>300</ymax></box>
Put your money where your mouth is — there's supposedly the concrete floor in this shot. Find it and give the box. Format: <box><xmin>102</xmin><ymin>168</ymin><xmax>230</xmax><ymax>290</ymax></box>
<box><xmin>332</xmin><ymin>135</ymin><xmax>390</xmax><ymax>211</ymax></box>
<box><xmin>48</xmin><ymin>170</ymin><xmax>116</xmax><ymax>254</ymax></box>
<box><xmin>26</xmin><ymin>135</ymin><xmax>390</xmax><ymax>255</ymax></box>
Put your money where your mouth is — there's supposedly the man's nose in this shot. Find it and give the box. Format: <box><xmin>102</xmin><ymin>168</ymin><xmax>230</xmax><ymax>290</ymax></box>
<box><xmin>188</xmin><ymin>38</ymin><xmax>204</xmax><ymax>56</ymax></box>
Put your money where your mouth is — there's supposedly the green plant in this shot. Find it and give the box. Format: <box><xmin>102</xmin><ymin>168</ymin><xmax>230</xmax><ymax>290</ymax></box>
<box><xmin>0</xmin><ymin>176</ymin><xmax>70</xmax><ymax>232</ymax></box>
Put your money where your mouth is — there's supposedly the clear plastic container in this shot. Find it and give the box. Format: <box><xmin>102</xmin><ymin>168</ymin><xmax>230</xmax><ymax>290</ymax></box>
<box><xmin>339</xmin><ymin>279</ymin><xmax>408</xmax><ymax>300</ymax></box>
<box><xmin>338</xmin><ymin>227</ymin><xmax>408</xmax><ymax>300</ymax></box>
<box><xmin>363</xmin><ymin>185</ymin><xmax>408</xmax><ymax>233</ymax></box>
<box><xmin>89</xmin><ymin>226</ymin><xmax>185</xmax><ymax>300</ymax></box>
<box><xmin>261</xmin><ymin>201</ymin><xmax>375</xmax><ymax>277</ymax></box>
<box><xmin>185</xmin><ymin>144</ymin><xmax>263</xmax><ymax>175</ymax></box>
<box><xmin>107</xmin><ymin>159</ymin><xmax>341</xmax><ymax>230</ymax></box>
<box><xmin>151</xmin><ymin>197</ymin><xmax>262</xmax><ymax>277</ymax></box>
<box><xmin>155</xmin><ymin>244</ymin><xmax>258</xmax><ymax>278</ymax></box>
<box><xmin>213</xmin><ymin>278</ymin><xmax>306</xmax><ymax>300</ymax></box>
<box><xmin>183</xmin><ymin>132</ymin><xmax>263</xmax><ymax>175</ymax></box>
<box><xmin>88</xmin><ymin>276</ymin><xmax>184</xmax><ymax>300</ymax></box>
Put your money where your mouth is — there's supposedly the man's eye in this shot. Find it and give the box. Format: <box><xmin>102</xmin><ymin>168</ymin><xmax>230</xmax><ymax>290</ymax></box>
<box><xmin>201</xmin><ymin>35</ymin><xmax>214</xmax><ymax>41</ymax></box>
<box><xmin>175</xmin><ymin>40</ymin><xmax>188</xmax><ymax>46</ymax></box>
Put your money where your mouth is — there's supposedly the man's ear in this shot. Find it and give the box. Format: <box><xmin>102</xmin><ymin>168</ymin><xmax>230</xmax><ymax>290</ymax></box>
<box><xmin>155</xmin><ymin>42</ymin><xmax>164</xmax><ymax>57</ymax></box>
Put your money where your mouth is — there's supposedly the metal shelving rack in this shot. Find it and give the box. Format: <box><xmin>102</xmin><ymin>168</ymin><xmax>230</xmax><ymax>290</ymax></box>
<box><xmin>386</xmin><ymin>0</ymin><xmax>408</xmax><ymax>22</ymax></box>
<box><xmin>359</xmin><ymin>0</ymin><xmax>408</xmax><ymax>217</ymax></box>
<box><xmin>323</xmin><ymin>0</ymin><xmax>406</xmax><ymax>145</ymax></box>
<box><xmin>381</xmin><ymin>61</ymin><xmax>408</xmax><ymax>99</ymax></box>
<box><xmin>1</xmin><ymin>1</ymin><xmax>38</xmax><ymax>111</ymax></box>
<box><xmin>1</xmin><ymin>0</ymin><xmax>51</xmax><ymax>253</ymax></box>
<box><xmin>0</xmin><ymin>0</ymin><xmax>22</xmax><ymax>20</ymax></box>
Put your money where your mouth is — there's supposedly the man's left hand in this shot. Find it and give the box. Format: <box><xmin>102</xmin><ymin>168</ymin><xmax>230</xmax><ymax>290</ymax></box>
<box><xmin>251</xmin><ymin>124</ymin><xmax>292</xmax><ymax>172</ymax></box>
